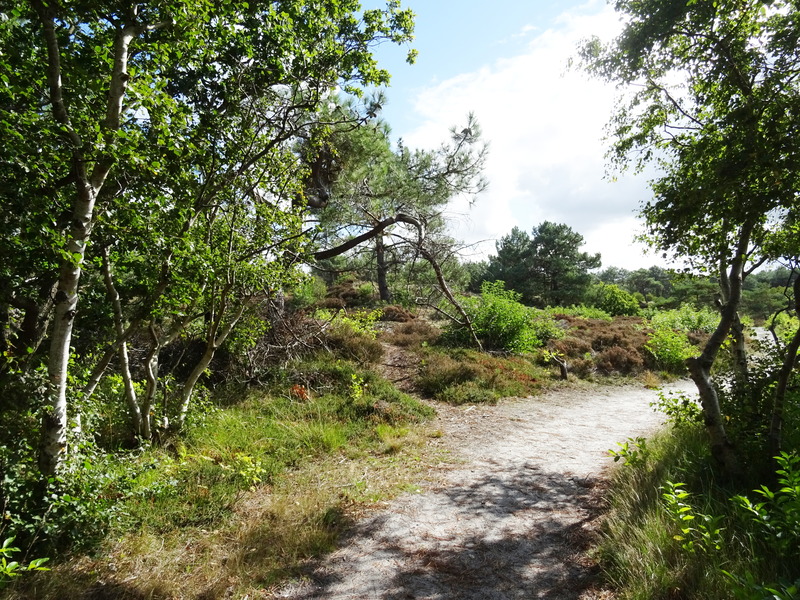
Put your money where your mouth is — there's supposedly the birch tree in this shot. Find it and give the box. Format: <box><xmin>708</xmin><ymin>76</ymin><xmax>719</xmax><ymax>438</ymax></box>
<box><xmin>0</xmin><ymin>0</ymin><xmax>415</xmax><ymax>474</ymax></box>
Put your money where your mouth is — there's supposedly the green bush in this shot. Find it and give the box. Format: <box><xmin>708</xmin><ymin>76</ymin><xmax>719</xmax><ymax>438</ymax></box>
<box><xmin>448</xmin><ymin>281</ymin><xmax>563</xmax><ymax>353</ymax></box>
<box><xmin>437</xmin><ymin>381</ymin><xmax>499</xmax><ymax>405</ymax></box>
<box><xmin>648</xmin><ymin>304</ymin><xmax>719</xmax><ymax>333</ymax></box>
<box><xmin>587</xmin><ymin>283</ymin><xmax>641</xmax><ymax>317</ymax></box>
<box><xmin>771</xmin><ymin>311</ymin><xmax>800</xmax><ymax>346</ymax></box>
<box><xmin>288</xmin><ymin>275</ymin><xmax>329</xmax><ymax>309</ymax></box>
<box><xmin>732</xmin><ymin>453</ymin><xmax>800</xmax><ymax>560</ymax></box>
<box><xmin>317</xmin><ymin>309</ymin><xmax>384</xmax><ymax>363</ymax></box>
<box><xmin>645</xmin><ymin>327</ymin><xmax>696</xmax><ymax>372</ymax></box>
<box><xmin>600</xmin><ymin>428</ymin><xmax>800</xmax><ymax>599</ymax></box>
<box><xmin>0</xmin><ymin>537</ymin><xmax>49</xmax><ymax>589</ymax></box>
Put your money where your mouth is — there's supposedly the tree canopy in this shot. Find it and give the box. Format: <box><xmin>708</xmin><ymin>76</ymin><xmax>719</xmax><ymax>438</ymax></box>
<box><xmin>302</xmin><ymin>106</ymin><xmax>487</xmax><ymax>302</ymax></box>
<box><xmin>485</xmin><ymin>222</ymin><xmax>601</xmax><ymax>307</ymax></box>
<box><xmin>583</xmin><ymin>0</ymin><xmax>800</xmax><ymax>474</ymax></box>
<box><xmin>0</xmin><ymin>0</ymin><xmax>415</xmax><ymax>474</ymax></box>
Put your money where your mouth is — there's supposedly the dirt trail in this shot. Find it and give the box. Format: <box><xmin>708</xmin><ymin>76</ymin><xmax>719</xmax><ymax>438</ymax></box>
<box><xmin>271</xmin><ymin>379</ymin><xmax>696</xmax><ymax>600</ymax></box>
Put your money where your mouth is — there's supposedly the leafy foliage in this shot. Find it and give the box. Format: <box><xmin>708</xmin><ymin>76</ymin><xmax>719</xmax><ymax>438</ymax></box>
<box><xmin>647</xmin><ymin>304</ymin><xmax>719</xmax><ymax>334</ymax></box>
<box><xmin>587</xmin><ymin>282</ymin><xmax>641</xmax><ymax>317</ymax></box>
<box><xmin>583</xmin><ymin>0</ymin><xmax>800</xmax><ymax>475</ymax></box>
<box><xmin>447</xmin><ymin>281</ymin><xmax>563</xmax><ymax>353</ymax></box>
<box><xmin>644</xmin><ymin>327</ymin><xmax>696</xmax><ymax>373</ymax></box>
<box><xmin>0</xmin><ymin>537</ymin><xmax>49</xmax><ymax>590</ymax></box>
<box><xmin>661</xmin><ymin>481</ymin><xmax>725</xmax><ymax>555</ymax></box>
<box><xmin>652</xmin><ymin>391</ymin><xmax>704</xmax><ymax>428</ymax></box>
<box><xmin>483</xmin><ymin>223</ymin><xmax>601</xmax><ymax>307</ymax></box>
<box><xmin>0</xmin><ymin>0</ymin><xmax>418</xmax><ymax>473</ymax></box>
<box><xmin>732</xmin><ymin>453</ymin><xmax>800</xmax><ymax>560</ymax></box>
<box><xmin>599</xmin><ymin>427</ymin><xmax>800</xmax><ymax>599</ymax></box>
<box><xmin>609</xmin><ymin>437</ymin><xmax>651</xmax><ymax>468</ymax></box>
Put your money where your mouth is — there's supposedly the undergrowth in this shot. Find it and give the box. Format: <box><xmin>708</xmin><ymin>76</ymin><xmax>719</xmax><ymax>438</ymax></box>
<box><xmin>415</xmin><ymin>347</ymin><xmax>544</xmax><ymax>404</ymax></box>
<box><xmin>600</xmin><ymin>405</ymin><xmax>800</xmax><ymax>599</ymax></box>
<box><xmin>1</xmin><ymin>354</ymin><xmax>434</xmax><ymax>599</ymax></box>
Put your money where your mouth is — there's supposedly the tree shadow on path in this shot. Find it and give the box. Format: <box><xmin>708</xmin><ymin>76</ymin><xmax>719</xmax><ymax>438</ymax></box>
<box><xmin>288</xmin><ymin>464</ymin><xmax>606</xmax><ymax>600</ymax></box>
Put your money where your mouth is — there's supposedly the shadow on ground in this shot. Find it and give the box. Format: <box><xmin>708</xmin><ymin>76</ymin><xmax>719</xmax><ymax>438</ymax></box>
<box><xmin>290</xmin><ymin>464</ymin><xmax>606</xmax><ymax>600</ymax></box>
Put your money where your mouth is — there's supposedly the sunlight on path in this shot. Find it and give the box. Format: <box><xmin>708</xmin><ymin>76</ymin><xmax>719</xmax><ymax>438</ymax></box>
<box><xmin>272</xmin><ymin>380</ymin><xmax>697</xmax><ymax>600</ymax></box>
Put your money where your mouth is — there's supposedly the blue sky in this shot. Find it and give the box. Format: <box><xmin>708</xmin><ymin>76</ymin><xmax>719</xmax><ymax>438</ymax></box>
<box><xmin>359</xmin><ymin>0</ymin><xmax>667</xmax><ymax>271</ymax></box>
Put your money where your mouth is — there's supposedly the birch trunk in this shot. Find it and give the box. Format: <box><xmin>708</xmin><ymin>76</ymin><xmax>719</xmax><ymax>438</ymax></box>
<box><xmin>101</xmin><ymin>247</ymin><xmax>142</xmax><ymax>437</ymax></box>
<box><xmin>176</xmin><ymin>300</ymin><xmax>246</xmax><ymax>430</ymax></box>
<box><xmin>33</xmin><ymin>1</ymin><xmax>140</xmax><ymax>473</ymax></box>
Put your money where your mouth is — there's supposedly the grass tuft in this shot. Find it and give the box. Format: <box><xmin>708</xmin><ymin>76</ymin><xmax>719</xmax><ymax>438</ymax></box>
<box><xmin>598</xmin><ymin>424</ymin><xmax>799</xmax><ymax>599</ymax></box>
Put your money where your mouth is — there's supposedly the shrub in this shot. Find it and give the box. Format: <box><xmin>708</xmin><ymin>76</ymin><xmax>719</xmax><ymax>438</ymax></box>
<box><xmin>771</xmin><ymin>311</ymin><xmax>800</xmax><ymax>345</ymax></box>
<box><xmin>380</xmin><ymin>305</ymin><xmax>416</xmax><ymax>322</ymax></box>
<box><xmin>550</xmin><ymin>336</ymin><xmax>593</xmax><ymax>357</ymax></box>
<box><xmin>288</xmin><ymin>275</ymin><xmax>328</xmax><ymax>310</ymax></box>
<box><xmin>587</xmin><ymin>283</ymin><xmax>641</xmax><ymax>317</ymax></box>
<box><xmin>415</xmin><ymin>348</ymin><xmax>541</xmax><ymax>403</ymax></box>
<box><xmin>325</xmin><ymin>330</ymin><xmax>384</xmax><ymax>364</ymax></box>
<box><xmin>381</xmin><ymin>320</ymin><xmax>440</xmax><ymax>348</ymax></box>
<box><xmin>645</xmin><ymin>327</ymin><xmax>696</xmax><ymax>372</ymax></box>
<box><xmin>648</xmin><ymin>304</ymin><xmax>719</xmax><ymax>333</ymax></box>
<box><xmin>318</xmin><ymin>309</ymin><xmax>384</xmax><ymax>363</ymax></box>
<box><xmin>448</xmin><ymin>281</ymin><xmax>563</xmax><ymax>353</ymax></box>
<box><xmin>416</xmin><ymin>352</ymin><xmax>480</xmax><ymax>398</ymax></box>
<box><xmin>0</xmin><ymin>537</ymin><xmax>49</xmax><ymax>589</ymax></box>
<box><xmin>595</xmin><ymin>346</ymin><xmax>644</xmax><ymax>375</ymax></box>
<box><xmin>546</xmin><ymin>305</ymin><xmax>613</xmax><ymax>321</ymax></box>
<box><xmin>437</xmin><ymin>381</ymin><xmax>499</xmax><ymax>405</ymax></box>
<box><xmin>325</xmin><ymin>279</ymin><xmax>374</xmax><ymax>308</ymax></box>
<box><xmin>652</xmin><ymin>391</ymin><xmax>704</xmax><ymax>427</ymax></box>
<box><xmin>732</xmin><ymin>452</ymin><xmax>800</xmax><ymax>560</ymax></box>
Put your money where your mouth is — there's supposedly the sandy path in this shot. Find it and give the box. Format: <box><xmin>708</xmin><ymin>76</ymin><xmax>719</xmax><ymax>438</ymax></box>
<box><xmin>272</xmin><ymin>380</ymin><xmax>696</xmax><ymax>600</ymax></box>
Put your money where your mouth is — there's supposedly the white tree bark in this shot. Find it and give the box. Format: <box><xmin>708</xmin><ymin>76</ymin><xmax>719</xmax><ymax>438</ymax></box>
<box><xmin>101</xmin><ymin>247</ymin><xmax>142</xmax><ymax>437</ymax></box>
<box><xmin>34</xmin><ymin>1</ymin><xmax>140</xmax><ymax>473</ymax></box>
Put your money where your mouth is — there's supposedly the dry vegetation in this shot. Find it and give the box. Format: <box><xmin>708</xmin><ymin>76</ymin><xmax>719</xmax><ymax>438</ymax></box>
<box><xmin>1</xmin><ymin>310</ymin><xmax>700</xmax><ymax>599</ymax></box>
<box><xmin>9</xmin><ymin>437</ymin><xmax>443</xmax><ymax>600</ymax></box>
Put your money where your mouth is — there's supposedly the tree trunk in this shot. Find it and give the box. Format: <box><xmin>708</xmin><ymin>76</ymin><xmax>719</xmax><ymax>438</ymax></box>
<box><xmin>720</xmin><ymin>257</ymin><xmax>749</xmax><ymax>383</ymax></box>
<box><xmin>418</xmin><ymin>245</ymin><xmax>483</xmax><ymax>352</ymax></box>
<box><xmin>767</xmin><ymin>275</ymin><xmax>800</xmax><ymax>458</ymax></box>
<box><xmin>41</xmin><ymin>201</ymin><xmax>94</xmax><ymax>474</ymax></box>
<box><xmin>0</xmin><ymin>303</ymin><xmax>9</xmax><ymax>361</ymax></box>
<box><xmin>176</xmin><ymin>295</ymin><xmax>245</xmax><ymax>430</ymax></box>
<box><xmin>687</xmin><ymin>356</ymin><xmax>740</xmax><ymax>477</ymax></box>
<box><xmin>684</xmin><ymin>222</ymin><xmax>755</xmax><ymax>480</ymax></box>
<box><xmin>101</xmin><ymin>247</ymin><xmax>142</xmax><ymax>437</ymax></box>
<box><xmin>143</xmin><ymin>329</ymin><xmax>162</xmax><ymax>441</ymax></box>
<box><xmin>730</xmin><ymin>313</ymin><xmax>749</xmax><ymax>381</ymax></box>
<box><xmin>375</xmin><ymin>234</ymin><xmax>392</xmax><ymax>302</ymax></box>
<box><xmin>34</xmin><ymin>2</ymin><xmax>140</xmax><ymax>474</ymax></box>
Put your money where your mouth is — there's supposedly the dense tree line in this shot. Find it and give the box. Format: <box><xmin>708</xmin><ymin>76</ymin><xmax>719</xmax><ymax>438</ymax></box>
<box><xmin>468</xmin><ymin>221</ymin><xmax>601</xmax><ymax>307</ymax></box>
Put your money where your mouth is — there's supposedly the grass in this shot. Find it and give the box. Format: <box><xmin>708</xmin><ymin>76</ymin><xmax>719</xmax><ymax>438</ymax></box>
<box><xmin>597</xmin><ymin>423</ymin><xmax>800</xmax><ymax>599</ymax></box>
<box><xmin>2</xmin><ymin>356</ymin><xmax>438</xmax><ymax>599</ymax></box>
<box><xmin>0</xmin><ymin>309</ymin><xmax>741</xmax><ymax>597</ymax></box>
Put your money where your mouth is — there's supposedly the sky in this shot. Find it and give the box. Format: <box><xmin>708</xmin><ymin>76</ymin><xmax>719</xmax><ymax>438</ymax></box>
<box><xmin>361</xmin><ymin>0</ymin><xmax>667</xmax><ymax>271</ymax></box>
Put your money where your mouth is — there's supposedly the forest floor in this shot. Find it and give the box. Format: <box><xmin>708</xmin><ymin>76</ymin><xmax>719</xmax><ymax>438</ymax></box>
<box><xmin>268</xmin><ymin>341</ymin><xmax>696</xmax><ymax>600</ymax></box>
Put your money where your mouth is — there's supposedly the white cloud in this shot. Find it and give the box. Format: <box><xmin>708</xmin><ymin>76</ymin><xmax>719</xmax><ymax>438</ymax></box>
<box><xmin>400</xmin><ymin>2</ymin><xmax>668</xmax><ymax>270</ymax></box>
